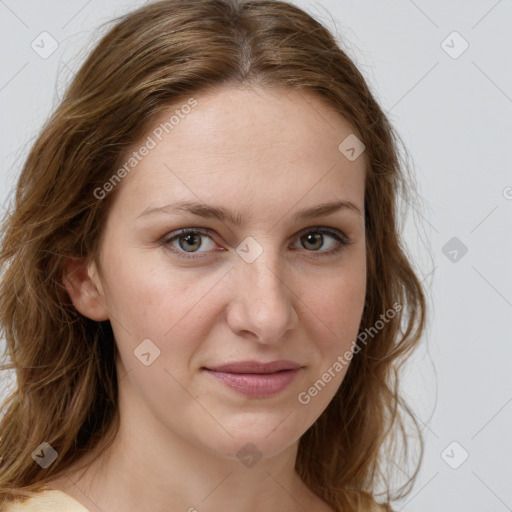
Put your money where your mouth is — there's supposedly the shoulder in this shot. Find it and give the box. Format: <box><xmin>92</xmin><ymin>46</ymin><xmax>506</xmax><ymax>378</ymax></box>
<box><xmin>3</xmin><ymin>489</ymin><xmax>89</xmax><ymax>512</ymax></box>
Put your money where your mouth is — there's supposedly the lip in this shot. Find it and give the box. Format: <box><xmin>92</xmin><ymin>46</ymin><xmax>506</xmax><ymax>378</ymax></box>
<box><xmin>202</xmin><ymin>360</ymin><xmax>304</xmax><ymax>398</ymax></box>
<box><xmin>205</xmin><ymin>360</ymin><xmax>303</xmax><ymax>374</ymax></box>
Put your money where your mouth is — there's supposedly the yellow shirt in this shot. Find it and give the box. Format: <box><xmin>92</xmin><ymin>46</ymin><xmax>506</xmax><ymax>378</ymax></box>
<box><xmin>3</xmin><ymin>489</ymin><xmax>390</xmax><ymax>511</ymax></box>
<box><xmin>3</xmin><ymin>489</ymin><xmax>89</xmax><ymax>511</ymax></box>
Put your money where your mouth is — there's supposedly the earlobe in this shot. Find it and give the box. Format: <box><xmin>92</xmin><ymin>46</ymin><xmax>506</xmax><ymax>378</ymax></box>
<box><xmin>62</xmin><ymin>256</ymin><xmax>109</xmax><ymax>322</ymax></box>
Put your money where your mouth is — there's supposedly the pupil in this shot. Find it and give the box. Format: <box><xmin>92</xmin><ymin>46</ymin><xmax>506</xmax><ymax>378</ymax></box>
<box><xmin>304</xmin><ymin>233</ymin><xmax>322</xmax><ymax>250</ymax></box>
<box><xmin>181</xmin><ymin>234</ymin><xmax>200</xmax><ymax>252</ymax></box>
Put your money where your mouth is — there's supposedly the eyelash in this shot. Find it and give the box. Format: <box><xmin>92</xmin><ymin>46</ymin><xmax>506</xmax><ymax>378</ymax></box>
<box><xmin>160</xmin><ymin>227</ymin><xmax>352</xmax><ymax>260</ymax></box>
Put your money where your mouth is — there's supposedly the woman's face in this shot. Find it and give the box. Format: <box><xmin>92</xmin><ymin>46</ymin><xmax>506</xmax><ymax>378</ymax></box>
<box><xmin>85</xmin><ymin>85</ymin><xmax>366</xmax><ymax>460</ymax></box>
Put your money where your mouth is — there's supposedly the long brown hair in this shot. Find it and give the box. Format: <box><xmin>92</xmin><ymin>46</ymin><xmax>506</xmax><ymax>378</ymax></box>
<box><xmin>0</xmin><ymin>1</ymin><xmax>428</xmax><ymax>510</ymax></box>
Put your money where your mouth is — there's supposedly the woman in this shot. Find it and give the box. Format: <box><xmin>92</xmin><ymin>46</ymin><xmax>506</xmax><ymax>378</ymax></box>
<box><xmin>0</xmin><ymin>0</ymin><xmax>427</xmax><ymax>511</ymax></box>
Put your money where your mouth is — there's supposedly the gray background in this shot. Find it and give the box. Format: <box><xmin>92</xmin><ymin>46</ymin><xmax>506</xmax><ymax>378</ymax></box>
<box><xmin>1</xmin><ymin>1</ymin><xmax>511</xmax><ymax>511</ymax></box>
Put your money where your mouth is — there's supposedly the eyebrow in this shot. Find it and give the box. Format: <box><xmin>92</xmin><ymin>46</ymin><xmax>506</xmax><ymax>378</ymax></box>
<box><xmin>136</xmin><ymin>199</ymin><xmax>362</xmax><ymax>225</ymax></box>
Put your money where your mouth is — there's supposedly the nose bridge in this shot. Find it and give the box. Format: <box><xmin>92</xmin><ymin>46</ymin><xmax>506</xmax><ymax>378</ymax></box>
<box><xmin>241</xmin><ymin>242</ymin><xmax>287</xmax><ymax>307</ymax></box>
<box><xmin>246</xmin><ymin>251</ymin><xmax>285</xmax><ymax>299</ymax></box>
<box><xmin>230</xmin><ymin>236</ymin><xmax>298</xmax><ymax>342</ymax></box>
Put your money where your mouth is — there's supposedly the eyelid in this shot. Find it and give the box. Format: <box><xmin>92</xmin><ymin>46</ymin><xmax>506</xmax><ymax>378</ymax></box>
<box><xmin>295</xmin><ymin>226</ymin><xmax>351</xmax><ymax>243</ymax></box>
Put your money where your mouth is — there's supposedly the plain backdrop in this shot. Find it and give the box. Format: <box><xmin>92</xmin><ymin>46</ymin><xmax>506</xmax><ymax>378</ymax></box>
<box><xmin>0</xmin><ymin>1</ymin><xmax>511</xmax><ymax>511</ymax></box>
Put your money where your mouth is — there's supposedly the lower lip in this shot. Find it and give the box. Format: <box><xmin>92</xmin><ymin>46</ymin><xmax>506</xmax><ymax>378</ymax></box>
<box><xmin>203</xmin><ymin>368</ymin><xmax>301</xmax><ymax>398</ymax></box>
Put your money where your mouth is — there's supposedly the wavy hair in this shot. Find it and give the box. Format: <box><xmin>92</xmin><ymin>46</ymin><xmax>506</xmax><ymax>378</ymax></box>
<box><xmin>0</xmin><ymin>1</ymin><xmax>428</xmax><ymax>510</ymax></box>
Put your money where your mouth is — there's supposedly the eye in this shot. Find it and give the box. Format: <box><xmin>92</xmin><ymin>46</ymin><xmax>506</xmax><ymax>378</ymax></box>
<box><xmin>162</xmin><ymin>228</ymin><xmax>218</xmax><ymax>258</ymax></box>
<box><xmin>160</xmin><ymin>227</ymin><xmax>352</xmax><ymax>259</ymax></box>
<box><xmin>292</xmin><ymin>228</ymin><xmax>352</xmax><ymax>255</ymax></box>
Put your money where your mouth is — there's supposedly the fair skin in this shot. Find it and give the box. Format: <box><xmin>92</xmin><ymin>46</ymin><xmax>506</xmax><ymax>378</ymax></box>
<box><xmin>50</xmin><ymin>85</ymin><xmax>367</xmax><ymax>512</ymax></box>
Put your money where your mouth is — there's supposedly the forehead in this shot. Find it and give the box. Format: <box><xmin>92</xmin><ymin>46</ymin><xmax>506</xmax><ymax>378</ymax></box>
<box><xmin>112</xmin><ymin>85</ymin><xmax>366</xmax><ymax>218</ymax></box>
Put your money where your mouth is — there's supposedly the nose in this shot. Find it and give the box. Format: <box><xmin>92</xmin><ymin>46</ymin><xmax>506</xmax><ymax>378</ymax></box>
<box><xmin>226</xmin><ymin>247</ymin><xmax>299</xmax><ymax>345</ymax></box>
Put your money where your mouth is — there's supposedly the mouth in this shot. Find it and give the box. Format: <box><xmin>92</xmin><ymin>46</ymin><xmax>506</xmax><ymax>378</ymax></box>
<box><xmin>202</xmin><ymin>368</ymin><xmax>302</xmax><ymax>398</ymax></box>
<box><xmin>204</xmin><ymin>360</ymin><xmax>303</xmax><ymax>374</ymax></box>
<box><xmin>202</xmin><ymin>360</ymin><xmax>304</xmax><ymax>398</ymax></box>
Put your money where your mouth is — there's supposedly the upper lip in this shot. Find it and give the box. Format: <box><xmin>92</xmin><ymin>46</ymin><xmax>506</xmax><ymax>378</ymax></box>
<box><xmin>204</xmin><ymin>360</ymin><xmax>303</xmax><ymax>374</ymax></box>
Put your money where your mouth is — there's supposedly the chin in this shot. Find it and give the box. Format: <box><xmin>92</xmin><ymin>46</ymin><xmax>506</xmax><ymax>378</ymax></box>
<box><xmin>194</xmin><ymin>422</ymin><xmax>303</xmax><ymax>464</ymax></box>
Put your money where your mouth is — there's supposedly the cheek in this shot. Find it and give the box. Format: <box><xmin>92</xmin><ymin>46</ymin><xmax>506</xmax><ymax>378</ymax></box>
<box><xmin>302</xmin><ymin>266</ymin><xmax>366</xmax><ymax>348</ymax></box>
<box><xmin>104</xmin><ymin>253</ymin><xmax>222</xmax><ymax>367</ymax></box>
<box><xmin>101</xmin><ymin>246</ymin><xmax>196</xmax><ymax>330</ymax></box>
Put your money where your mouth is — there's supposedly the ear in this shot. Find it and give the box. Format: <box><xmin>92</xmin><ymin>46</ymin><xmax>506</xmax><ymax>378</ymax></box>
<box><xmin>62</xmin><ymin>256</ymin><xmax>109</xmax><ymax>322</ymax></box>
